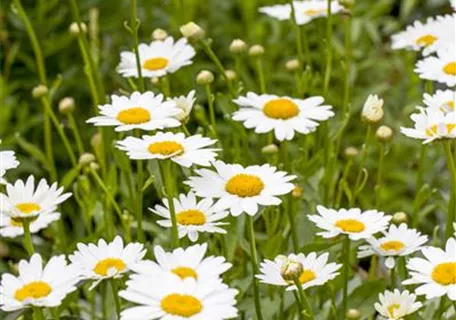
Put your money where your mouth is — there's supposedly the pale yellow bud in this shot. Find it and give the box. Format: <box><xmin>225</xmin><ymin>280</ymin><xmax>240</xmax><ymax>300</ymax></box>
<box><xmin>346</xmin><ymin>309</ymin><xmax>361</xmax><ymax>320</ymax></box>
<box><xmin>69</xmin><ymin>22</ymin><xmax>87</xmax><ymax>35</ymax></box>
<box><xmin>376</xmin><ymin>125</ymin><xmax>393</xmax><ymax>142</ymax></box>
<box><xmin>58</xmin><ymin>97</ymin><xmax>75</xmax><ymax>114</ymax></box>
<box><xmin>180</xmin><ymin>22</ymin><xmax>205</xmax><ymax>41</ymax></box>
<box><xmin>392</xmin><ymin>212</ymin><xmax>408</xmax><ymax>224</ymax></box>
<box><xmin>292</xmin><ymin>185</ymin><xmax>303</xmax><ymax>198</ymax></box>
<box><xmin>261</xmin><ymin>144</ymin><xmax>279</xmax><ymax>154</ymax></box>
<box><xmin>196</xmin><ymin>70</ymin><xmax>214</xmax><ymax>85</ymax></box>
<box><xmin>249</xmin><ymin>44</ymin><xmax>265</xmax><ymax>57</ymax></box>
<box><xmin>285</xmin><ymin>59</ymin><xmax>300</xmax><ymax>71</ymax></box>
<box><xmin>280</xmin><ymin>258</ymin><xmax>303</xmax><ymax>281</ymax></box>
<box><xmin>362</xmin><ymin>94</ymin><xmax>384</xmax><ymax>124</ymax></box>
<box><xmin>152</xmin><ymin>28</ymin><xmax>168</xmax><ymax>41</ymax></box>
<box><xmin>224</xmin><ymin>70</ymin><xmax>236</xmax><ymax>81</ymax></box>
<box><xmin>230</xmin><ymin>39</ymin><xmax>247</xmax><ymax>54</ymax></box>
<box><xmin>344</xmin><ymin>146</ymin><xmax>359</xmax><ymax>158</ymax></box>
<box><xmin>32</xmin><ymin>84</ymin><xmax>48</xmax><ymax>99</ymax></box>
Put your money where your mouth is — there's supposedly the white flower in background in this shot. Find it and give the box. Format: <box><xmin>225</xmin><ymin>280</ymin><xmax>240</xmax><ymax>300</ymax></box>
<box><xmin>374</xmin><ymin>289</ymin><xmax>422</xmax><ymax>320</ymax></box>
<box><xmin>69</xmin><ymin>236</ymin><xmax>146</xmax><ymax>289</ymax></box>
<box><xmin>415</xmin><ymin>48</ymin><xmax>456</xmax><ymax>87</ymax></box>
<box><xmin>0</xmin><ymin>150</ymin><xmax>19</xmax><ymax>184</ymax></box>
<box><xmin>0</xmin><ymin>211</ymin><xmax>60</xmax><ymax>238</ymax></box>
<box><xmin>117</xmin><ymin>37</ymin><xmax>196</xmax><ymax>78</ymax></box>
<box><xmin>361</xmin><ymin>94</ymin><xmax>384</xmax><ymax>123</ymax></box>
<box><xmin>232</xmin><ymin>92</ymin><xmax>334</xmax><ymax>141</ymax></box>
<box><xmin>186</xmin><ymin>161</ymin><xmax>295</xmax><ymax>216</ymax></box>
<box><xmin>0</xmin><ymin>254</ymin><xmax>79</xmax><ymax>312</ymax></box>
<box><xmin>87</xmin><ymin>92</ymin><xmax>181</xmax><ymax>132</ymax></box>
<box><xmin>0</xmin><ymin>175</ymin><xmax>71</xmax><ymax>220</ymax></box>
<box><xmin>308</xmin><ymin>206</ymin><xmax>392</xmax><ymax>241</ymax></box>
<box><xmin>403</xmin><ymin>237</ymin><xmax>456</xmax><ymax>300</ymax></box>
<box><xmin>257</xmin><ymin>252</ymin><xmax>341</xmax><ymax>291</ymax></box>
<box><xmin>423</xmin><ymin>89</ymin><xmax>455</xmax><ymax>113</ymax></box>
<box><xmin>452</xmin><ymin>0</ymin><xmax>456</xmax><ymax>10</ymax></box>
<box><xmin>400</xmin><ymin>108</ymin><xmax>456</xmax><ymax>143</ymax></box>
<box><xmin>169</xmin><ymin>90</ymin><xmax>196</xmax><ymax>121</ymax></box>
<box><xmin>117</xmin><ymin>132</ymin><xmax>219</xmax><ymax>167</ymax></box>
<box><xmin>357</xmin><ymin>223</ymin><xmax>428</xmax><ymax>268</ymax></box>
<box><xmin>119</xmin><ymin>274</ymin><xmax>238</xmax><ymax>319</ymax></box>
<box><xmin>131</xmin><ymin>244</ymin><xmax>231</xmax><ymax>283</ymax></box>
<box><xmin>150</xmin><ymin>191</ymin><xmax>229</xmax><ymax>242</ymax></box>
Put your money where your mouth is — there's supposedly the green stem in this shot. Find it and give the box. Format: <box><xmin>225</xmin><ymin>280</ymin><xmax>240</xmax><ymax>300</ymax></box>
<box><xmin>32</xmin><ymin>307</ymin><xmax>45</xmax><ymax>320</ymax></box>
<box><xmin>161</xmin><ymin>160</ymin><xmax>180</xmax><ymax>248</ymax></box>
<box><xmin>246</xmin><ymin>216</ymin><xmax>264</xmax><ymax>320</ymax></box>
<box><xmin>254</xmin><ymin>58</ymin><xmax>266</xmax><ymax>94</ymax></box>
<box><xmin>443</xmin><ymin>141</ymin><xmax>456</xmax><ymax>239</ymax></box>
<box><xmin>293</xmin><ymin>277</ymin><xmax>314</xmax><ymax>320</ymax></box>
<box><xmin>205</xmin><ymin>84</ymin><xmax>217</xmax><ymax>137</ymax></box>
<box><xmin>161</xmin><ymin>76</ymin><xmax>171</xmax><ymax>97</ymax></box>
<box><xmin>110</xmin><ymin>279</ymin><xmax>121</xmax><ymax>319</ymax></box>
<box><xmin>22</xmin><ymin>220</ymin><xmax>35</xmax><ymax>256</ymax></box>
<box><xmin>341</xmin><ymin>236</ymin><xmax>351</xmax><ymax>320</ymax></box>
<box><xmin>375</xmin><ymin>143</ymin><xmax>385</xmax><ymax>207</ymax></box>
<box><xmin>130</xmin><ymin>0</ymin><xmax>145</xmax><ymax>92</ymax></box>
<box><xmin>353</xmin><ymin>125</ymin><xmax>372</xmax><ymax>204</ymax></box>
<box><xmin>198</xmin><ymin>40</ymin><xmax>233</xmax><ymax>93</ymax></box>
<box><xmin>342</xmin><ymin>12</ymin><xmax>352</xmax><ymax>114</ymax></box>
<box><xmin>292</xmin><ymin>291</ymin><xmax>305</xmax><ymax>320</ymax></box>
<box><xmin>390</xmin><ymin>265</ymin><xmax>396</xmax><ymax>289</ymax></box>
<box><xmin>323</xmin><ymin>0</ymin><xmax>333</xmax><ymax>97</ymax></box>
<box><xmin>288</xmin><ymin>0</ymin><xmax>304</xmax><ymax>65</ymax></box>
<box><xmin>68</xmin><ymin>114</ymin><xmax>85</xmax><ymax>155</ymax></box>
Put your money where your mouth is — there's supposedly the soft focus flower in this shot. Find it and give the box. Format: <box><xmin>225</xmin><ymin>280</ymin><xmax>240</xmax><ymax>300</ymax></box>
<box><xmin>374</xmin><ymin>289</ymin><xmax>422</xmax><ymax>320</ymax></box>
<box><xmin>423</xmin><ymin>89</ymin><xmax>455</xmax><ymax>113</ymax></box>
<box><xmin>415</xmin><ymin>48</ymin><xmax>456</xmax><ymax>87</ymax></box>
<box><xmin>361</xmin><ymin>94</ymin><xmax>384</xmax><ymax>123</ymax></box>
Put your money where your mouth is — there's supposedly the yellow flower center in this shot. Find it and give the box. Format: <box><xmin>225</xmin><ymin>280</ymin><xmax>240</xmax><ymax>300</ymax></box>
<box><xmin>143</xmin><ymin>57</ymin><xmax>169</xmax><ymax>71</ymax></box>
<box><xmin>387</xmin><ymin>304</ymin><xmax>400</xmax><ymax>317</ymax></box>
<box><xmin>415</xmin><ymin>34</ymin><xmax>437</xmax><ymax>47</ymax></box>
<box><xmin>431</xmin><ymin>262</ymin><xmax>456</xmax><ymax>285</ymax></box>
<box><xmin>263</xmin><ymin>98</ymin><xmax>300</xmax><ymax>120</ymax></box>
<box><xmin>443</xmin><ymin>62</ymin><xmax>456</xmax><ymax>75</ymax></box>
<box><xmin>225</xmin><ymin>174</ymin><xmax>264</xmax><ymax>197</ymax></box>
<box><xmin>176</xmin><ymin>209</ymin><xmax>206</xmax><ymax>226</ymax></box>
<box><xmin>15</xmin><ymin>203</ymin><xmax>41</xmax><ymax>214</ymax></box>
<box><xmin>148</xmin><ymin>141</ymin><xmax>184</xmax><ymax>156</ymax></box>
<box><xmin>116</xmin><ymin>107</ymin><xmax>151</xmax><ymax>124</ymax></box>
<box><xmin>93</xmin><ymin>258</ymin><xmax>126</xmax><ymax>276</ymax></box>
<box><xmin>14</xmin><ymin>281</ymin><xmax>52</xmax><ymax>301</ymax></box>
<box><xmin>380</xmin><ymin>240</ymin><xmax>405</xmax><ymax>252</ymax></box>
<box><xmin>299</xmin><ymin>269</ymin><xmax>316</xmax><ymax>284</ymax></box>
<box><xmin>303</xmin><ymin>9</ymin><xmax>326</xmax><ymax>16</ymax></box>
<box><xmin>425</xmin><ymin>124</ymin><xmax>438</xmax><ymax>137</ymax></box>
<box><xmin>441</xmin><ymin>101</ymin><xmax>454</xmax><ymax>112</ymax></box>
<box><xmin>161</xmin><ymin>294</ymin><xmax>203</xmax><ymax>317</ymax></box>
<box><xmin>172</xmin><ymin>267</ymin><xmax>198</xmax><ymax>280</ymax></box>
<box><xmin>334</xmin><ymin>219</ymin><xmax>366</xmax><ymax>233</ymax></box>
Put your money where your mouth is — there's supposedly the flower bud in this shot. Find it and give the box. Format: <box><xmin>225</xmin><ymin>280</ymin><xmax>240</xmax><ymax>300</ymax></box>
<box><xmin>392</xmin><ymin>211</ymin><xmax>408</xmax><ymax>224</ymax></box>
<box><xmin>152</xmin><ymin>28</ymin><xmax>168</xmax><ymax>41</ymax></box>
<box><xmin>58</xmin><ymin>97</ymin><xmax>75</xmax><ymax>114</ymax></box>
<box><xmin>229</xmin><ymin>39</ymin><xmax>247</xmax><ymax>54</ymax></box>
<box><xmin>346</xmin><ymin>309</ymin><xmax>361</xmax><ymax>320</ymax></box>
<box><xmin>89</xmin><ymin>162</ymin><xmax>100</xmax><ymax>171</ymax></box>
<box><xmin>78</xmin><ymin>153</ymin><xmax>96</xmax><ymax>167</ymax></box>
<box><xmin>224</xmin><ymin>70</ymin><xmax>236</xmax><ymax>81</ymax></box>
<box><xmin>69</xmin><ymin>22</ymin><xmax>87</xmax><ymax>35</ymax></box>
<box><xmin>196</xmin><ymin>70</ymin><xmax>214</xmax><ymax>85</ymax></box>
<box><xmin>280</xmin><ymin>258</ymin><xmax>304</xmax><ymax>282</ymax></box>
<box><xmin>344</xmin><ymin>146</ymin><xmax>358</xmax><ymax>158</ymax></box>
<box><xmin>32</xmin><ymin>84</ymin><xmax>48</xmax><ymax>99</ymax></box>
<box><xmin>262</xmin><ymin>144</ymin><xmax>279</xmax><ymax>154</ymax></box>
<box><xmin>376</xmin><ymin>125</ymin><xmax>393</xmax><ymax>142</ymax></box>
<box><xmin>180</xmin><ymin>22</ymin><xmax>205</xmax><ymax>41</ymax></box>
<box><xmin>91</xmin><ymin>132</ymin><xmax>102</xmax><ymax>149</ymax></box>
<box><xmin>151</xmin><ymin>77</ymin><xmax>160</xmax><ymax>86</ymax></box>
<box><xmin>249</xmin><ymin>44</ymin><xmax>265</xmax><ymax>57</ymax></box>
<box><xmin>285</xmin><ymin>59</ymin><xmax>300</xmax><ymax>71</ymax></box>
<box><xmin>361</xmin><ymin>94</ymin><xmax>384</xmax><ymax>124</ymax></box>
<box><xmin>292</xmin><ymin>185</ymin><xmax>303</xmax><ymax>198</ymax></box>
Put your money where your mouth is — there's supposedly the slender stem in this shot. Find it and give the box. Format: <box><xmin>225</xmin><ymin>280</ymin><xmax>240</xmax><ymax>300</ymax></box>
<box><xmin>205</xmin><ymin>84</ymin><xmax>217</xmax><ymax>137</ymax></box>
<box><xmin>353</xmin><ymin>125</ymin><xmax>372</xmax><ymax>204</ymax></box>
<box><xmin>342</xmin><ymin>12</ymin><xmax>352</xmax><ymax>114</ymax></box>
<box><xmin>246</xmin><ymin>216</ymin><xmax>264</xmax><ymax>320</ymax></box>
<box><xmin>22</xmin><ymin>220</ymin><xmax>35</xmax><ymax>256</ymax></box>
<box><xmin>288</xmin><ymin>0</ymin><xmax>304</xmax><ymax>65</ymax></box>
<box><xmin>292</xmin><ymin>291</ymin><xmax>305</xmax><ymax>320</ymax></box>
<box><xmin>90</xmin><ymin>168</ymin><xmax>124</xmax><ymax>223</ymax></box>
<box><xmin>198</xmin><ymin>40</ymin><xmax>233</xmax><ymax>93</ymax></box>
<box><xmin>32</xmin><ymin>307</ymin><xmax>45</xmax><ymax>320</ymax></box>
<box><xmin>110</xmin><ymin>279</ymin><xmax>121</xmax><ymax>320</ymax></box>
<box><xmin>323</xmin><ymin>0</ymin><xmax>333</xmax><ymax>97</ymax></box>
<box><xmin>161</xmin><ymin>160</ymin><xmax>180</xmax><ymax>248</ymax></box>
<box><xmin>293</xmin><ymin>278</ymin><xmax>314</xmax><ymax>320</ymax></box>
<box><xmin>130</xmin><ymin>0</ymin><xmax>145</xmax><ymax>92</ymax></box>
<box><xmin>375</xmin><ymin>143</ymin><xmax>385</xmax><ymax>207</ymax></box>
<box><xmin>443</xmin><ymin>141</ymin><xmax>456</xmax><ymax>239</ymax></box>
<box><xmin>68</xmin><ymin>114</ymin><xmax>85</xmax><ymax>155</ymax></box>
<box><xmin>254</xmin><ymin>58</ymin><xmax>266</xmax><ymax>94</ymax></box>
<box><xmin>161</xmin><ymin>76</ymin><xmax>171</xmax><ymax>97</ymax></box>
<box><xmin>341</xmin><ymin>236</ymin><xmax>351</xmax><ymax>320</ymax></box>
<box><xmin>390</xmin><ymin>265</ymin><xmax>396</xmax><ymax>289</ymax></box>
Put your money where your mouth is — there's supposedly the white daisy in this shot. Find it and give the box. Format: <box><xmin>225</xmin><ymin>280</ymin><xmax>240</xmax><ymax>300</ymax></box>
<box><xmin>415</xmin><ymin>48</ymin><xmax>456</xmax><ymax>87</ymax></box>
<box><xmin>256</xmin><ymin>252</ymin><xmax>341</xmax><ymax>291</ymax></box>
<box><xmin>149</xmin><ymin>191</ymin><xmax>229</xmax><ymax>242</ymax></box>
<box><xmin>0</xmin><ymin>150</ymin><xmax>19</xmax><ymax>184</ymax></box>
<box><xmin>357</xmin><ymin>223</ymin><xmax>428</xmax><ymax>268</ymax></box>
<box><xmin>69</xmin><ymin>236</ymin><xmax>146</xmax><ymax>289</ymax></box>
<box><xmin>0</xmin><ymin>254</ymin><xmax>79</xmax><ymax>312</ymax></box>
<box><xmin>117</xmin><ymin>37</ymin><xmax>196</xmax><ymax>78</ymax></box>
<box><xmin>116</xmin><ymin>132</ymin><xmax>219</xmax><ymax>168</ymax></box>
<box><xmin>423</xmin><ymin>89</ymin><xmax>456</xmax><ymax>113</ymax></box>
<box><xmin>0</xmin><ymin>175</ymin><xmax>71</xmax><ymax>220</ymax></box>
<box><xmin>400</xmin><ymin>107</ymin><xmax>456</xmax><ymax>143</ymax></box>
<box><xmin>374</xmin><ymin>289</ymin><xmax>422</xmax><ymax>320</ymax></box>
<box><xmin>130</xmin><ymin>244</ymin><xmax>231</xmax><ymax>283</ymax></box>
<box><xmin>87</xmin><ymin>91</ymin><xmax>181</xmax><ymax>132</ymax></box>
<box><xmin>169</xmin><ymin>90</ymin><xmax>196</xmax><ymax>121</ymax></box>
<box><xmin>0</xmin><ymin>211</ymin><xmax>60</xmax><ymax>238</ymax></box>
<box><xmin>308</xmin><ymin>205</ymin><xmax>392</xmax><ymax>241</ymax></box>
<box><xmin>403</xmin><ymin>237</ymin><xmax>456</xmax><ymax>301</ymax></box>
<box><xmin>232</xmin><ymin>92</ymin><xmax>334</xmax><ymax>141</ymax></box>
<box><xmin>185</xmin><ymin>160</ymin><xmax>296</xmax><ymax>216</ymax></box>
<box><xmin>119</xmin><ymin>274</ymin><xmax>238</xmax><ymax>320</ymax></box>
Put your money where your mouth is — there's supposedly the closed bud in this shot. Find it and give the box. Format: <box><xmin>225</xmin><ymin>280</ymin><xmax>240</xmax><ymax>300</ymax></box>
<box><xmin>32</xmin><ymin>84</ymin><xmax>48</xmax><ymax>99</ymax></box>
<box><xmin>151</xmin><ymin>77</ymin><xmax>160</xmax><ymax>86</ymax></box>
<box><xmin>196</xmin><ymin>70</ymin><xmax>214</xmax><ymax>85</ymax></box>
<box><xmin>344</xmin><ymin>146</ymin><xmax>358</xmax><ymax>158</ymax></box>
<box><xmin>180</xmin><ymin>22</ymin><xmax>205</xmax><ymax>41</ymax></box>
<box><xmin>346</xmin><ymin>309</ymin><xmax>361</xmax><ymax>319</ymax></box>
<box><xmin>152</xmin><ymin>28</ymin><xmax>168</xmax><ymax>41</ymax></box>
<box><xmin>224</xmin><ymin>70</ymin><xmax>236</xmax><ymax>81</ymax></box>
<box><xmin>362</xmin><ymin>94</ymin><xmax>384</xmax><ymax>124</ymax></box>
<box><xmin>89</xmin><ymin>162</ymin><xmax>100</xmax><ymax>171</ymax></box>
<box><xmin>69</xmin><ymin>22</ymin><xmax>87</xmax><ymax>35</ymax></box>
<box><xmin>78</xmin><ymin>153</ymin><xmax>96</xmax><ymax>167</ymax></box>
<box><xmin>229</xmin><ymin>39</ymin><xmax>247</xmax><ymax>54</ymax></box>
<box><xmin>280</xmin><ymin>258</ymin><xmax>303</xmax><ymax>282</ymax></box>
<box><xmin>376</xmin><ymin>125</ymin><xmax>393</xmax><ymax>142</ymax></box>
<box><xmin>392</xmin><ymin>211</ymin><xmax>408</xmax><ymax>224</ymax></box>
<box><xmin>292</xmin><ymin>185</ymin><xmax>303</xmax><ymax>198</ymax></box>
<box><xmin>58</xmin><ymin>97</ymin><xmax>75</xmax><ymax>114</ymax></box>
<box><xmin>261</xmin><ymin>144</ymin><xmax>279</xmax><ymax>154</ymax></box>
<box><xmin>249</xmin><ymin>44</ymin><xmax>265</xmax><ymax>57</ymax></box>
<box><xmin>285</xmin><ymin>59</ymin><xmax>300</xmax><ymax>71</ymax></box>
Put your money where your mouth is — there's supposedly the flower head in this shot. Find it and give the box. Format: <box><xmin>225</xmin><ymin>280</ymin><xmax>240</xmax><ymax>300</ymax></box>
<box><xmin>362</xmin><ymin>94</ymin><xmax>384</xmax><ymax>123</ymax></box>
<box><xmin>0</xmin><ymin>210</ymin><xmax>60</xmax><ymax>238</ymax></box>
<box><xmin>415</xmin><ymin>48</ymin><xmax>456</xmax><ymax>87</ymax></box>
<box><xmin>374</xmin><ymin>289</ymin><xmax>422</xmax><ymax>320</ymax></box>
<box><xmin>423</xmin><ymin>89</ymin><xmax>455</xmax><ymax>113</ymax></box>
<box><xmin>169</xmin><ymin>90</ymin><xmax>196</xmax><ymax>121</ymax></box>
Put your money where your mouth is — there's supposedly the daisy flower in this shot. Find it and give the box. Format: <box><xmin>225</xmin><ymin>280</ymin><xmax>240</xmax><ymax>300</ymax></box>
<box><xmin>169</xmin><ymin>90</ymin><xmax>196</xmax><ymax>121</ymax></box>
<box><xmin>232</xmin><ymin>92</ymin><xmax>334</xmax><ymax>141</ymax></box>
<box><xmin>0</xmin><ymin>175</ymin><xmax>71</xmax><ymax>220</ymax></box>
<box><xmin>423</xmin><ymin>89</ymin><xmax>455</xmax><ymax>113</ymax></box>
<box><xmin>69</xmin><ymin>236</ymin><xmax>146</xmax><ymax>289</ymax></box>
<box><xmin>117</xmin><ymin>37</ymin><xmax>196</xmax><ymax>78</ymax></box>
<box><xmin>116</xmin><ymin>132</ymin><xmax>218</xmax><ymax>167</ymax></box>
<box><xmin>400</xmin><ymin>107</ymin><xmax>456</xmax><ymax>143</ymax></box>
<box><xmin>374</xmin><ymin>289</ymin><xmax>422</xmax><ymax>320</ymax></box>
<box><xmin>87</xmin><ymin>91</ymin><xmax>181</xmax><ymax>132</ymax></box>
<box><xmin>415</xmin><ymin>48</ymin><xmax>456</xmax><ymax>87</ymax></box>
<box><xmin>256</xmin><ymin>252</ymin><xmax>341</xmax><ymax>291</ymax></box>
<box><xmin>185</xmin><ymin>160</ymin><xmax>296</xmax><ymax>216</ymax></box>
<box><xmin>403</xmin><ymin>237</ymin><xmax>456</xmax><ymax>301</ymax></box>
<box><xmin>131</xmin><ymin>244</ymin><xmax>231</xmax><ymax>283</ymax></box>
<box><xmin>0</xmin><ymin>150</ymin><xmax>19</xmax><ymax>184</ymax></box>
<box><xmin>357</xmin><ymin>223</ymin><xmax>428</xmax><ymax>268</ymax></box>
<box><xmin>308</xmin><ymin>205</ymin><xmax>392</xmax><ymax>241</ymax></box>
<box><xmin>0</xmin><ymin>254</ymin><xmax>79</xmax><ymax>312</ymax></box>
<box><xmin>149</xmin><ymin>191</ymin><xmax>229</xmax><ymax>242</ymax></box>
<box><xmin>119</xmin><ymin>274</ymin><xmax>238</xmax><ymax>320</ymax></box>
<box><xmin>0</xmin><ymin>210</ymin><xmax>60</xmax><ymax>238</ymax></box>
